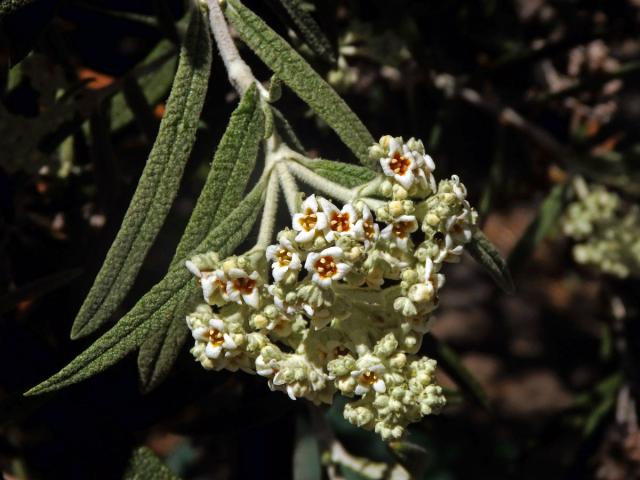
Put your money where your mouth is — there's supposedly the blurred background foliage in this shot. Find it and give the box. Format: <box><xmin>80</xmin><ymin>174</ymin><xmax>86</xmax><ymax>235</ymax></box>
<box><xmin>1</xmin><ymin>0</ymin><xmax>640</xmax><ymax>478</ymax></box>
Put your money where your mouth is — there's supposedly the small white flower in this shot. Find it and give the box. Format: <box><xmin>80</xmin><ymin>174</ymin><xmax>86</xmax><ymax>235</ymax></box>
<box><xmin>255</xmin><ymin>354</ymin><xmax>278</xmax><ymax>377</ymax></box>
<box><xmin>305</xmin><ymin>246</ymin><xmax>351</xmax><ymax>288</ymax></box>
<box><xmin>354</xmin><ymin>204</ymin><xmax>380</xmax><ymax>248</ymax></box>
<box><xmin>226</xmin><ymin>268</ymin><xmax>260</xmax><ymax>308</ymax></box>
<box><xmin>292</xmin><ymin>194</ymin><xmax>328</xmax><ymax>243</ymax></box>
<box><xmin>266</xmin><ymin>238</ymin><xmax>302</xmax><ymax>282</ymax></box>
<box><xmin>185</xmin><ymin>260</ymin><xmax>202</xmax><ymax>277</ymax></box>
<box><xmin>351</xmin><ymin>363</ymin><xmax>386</xmax><ymax>395</ymax></box>
<box><xmin>191</xmin><ymin>317</ymin><xmax>238</xmax><ymax>360</ymax></box>
<box><xmin>319</xmin><ymin>197</ymin><xmax>358</xmax><ymax>241</ymax></box>
<box><xmin>380</xmin><ymin>215</ymin><xmax>418</xmax><ymax>250</ymax></box>
<box><xmin>267</xmin><ymin>284</ymin><xmax>298</xmax><ymax>315</ymax></box>
<box><xmin>200</xmin><ymin>270</ymin><xmax>229</xmax><ymax>304</ymax></box>
<box><xmin>380</xmin><ymin>139</ymin><xmax>421</xmax><ymax>190</ymax></box>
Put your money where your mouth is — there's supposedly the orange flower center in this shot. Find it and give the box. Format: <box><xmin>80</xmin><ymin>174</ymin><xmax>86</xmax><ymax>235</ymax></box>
<box><xmin>314</xmin><ymin>256</ymin><xmax>338</xmax><ymax>278</ymax></box>
<box><xmin>299</xmin><ymin>208</ymin><xmax>318</xmax><ymax>231</ymax></box>
<box><xmin>393</xmin><ymin>221</ymin><xmax>414</xmax><ymax>238</ymax></box>
<box><xmin>207</xmin><ymin>328</ymin><xmax>224</xmax><ymax>347</ymax></box>
<box><xmin>359</xmin><ymin>371</ymin><xmax>378</xmax><ymax>385</ymax></box>
<box><xmin>330</xmin><ymin>212</ymin><xmax>351</xmax><ymax>232</ymax></box>
<box><xmin>276</xmin><ymin>248</ymin><xmax>293</xmax><ymax>267</ymax></box>
<box><xmin>233</xmin><ymin>277</ymin><xmax>256</xmax><ymax>295</ymax></box>
<box><xmin>390</xmin><ymin>152</ymin><xmax>411</xmax><ymax>175</ymax></box>
<box><xmin>363</xmin><ymin>220</ymin><xmax>375</xmax><ymax>240</ymax></box>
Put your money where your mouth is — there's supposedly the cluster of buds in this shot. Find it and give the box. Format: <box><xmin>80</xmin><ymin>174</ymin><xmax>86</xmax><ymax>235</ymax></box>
<box><xmin>562</xmin><ymin>179</ymin><xmax>640</xmax><ymax>278</ymax></box>
<box><xmin>185</xmin><ymin>136</ymin><xmax>478</xmax><ymax>440</ymax></box>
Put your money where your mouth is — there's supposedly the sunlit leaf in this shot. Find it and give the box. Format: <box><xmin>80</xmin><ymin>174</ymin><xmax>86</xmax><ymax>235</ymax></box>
<box><xmin>225</xmin><ymin>0</ymin><xmax>374</xmax><ymax>164</ymax></box>
<box><xmin>137</xmin><ymin>85</ymin><xmax>265</xmax><ymax>391</ymax></box>
<box><xmin>71</xmin><ymin>8</ymin><xmax>212</xmax><ymax>340</ymax></box>
<box><xmin>299</xmin><ymin>158</ymin><xmax>376</xmax><ymax>188</ymax></box>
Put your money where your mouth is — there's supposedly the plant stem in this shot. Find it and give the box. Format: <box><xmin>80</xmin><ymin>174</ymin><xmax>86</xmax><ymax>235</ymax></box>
<box><xmin>256</xmin><ymin>172</ymin><xmax>280</xmax><ymax>248</ymax></box>
<box><xmin>204</xmin><ymin>0</ymin><xmax>255</xmax><ymax>95</ymax></box>
<box><xmin>277</xmin><ymin>162</ymin><xmax>299</xmax><ymax>214</ymax></box>
<box><xmin>285</xmin><ymin>160</ymin><xmax>354</xmax><ymax>204</ymax></box>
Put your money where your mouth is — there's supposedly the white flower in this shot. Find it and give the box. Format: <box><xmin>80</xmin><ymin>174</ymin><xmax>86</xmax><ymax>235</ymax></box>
<box><xmin>350</xmin><ymin>361</ymin><xmax>386</xmax><ymax>396</ymax></box>
<box><xmin>267</xmin><ymin>284</ymin><xmax>298</xmax><ymax>315</ymax></box>
<box><xmin>266</xmin><ymin>238</ymin><xmax>302</xmax><ymax>282</ymax></box>
<box><xmin>305</xmin><ymin>246</ymin><xmax>351</xmax><ymax>288</ymax></box>
<box><xmin>354</xmin><ymin>204</ymin><xmax>380</xmax><ymax>248</ymax></box>
<box><xmin>319</xmin><ymin>197</ymin><xmax>358</xmax><ymax>241</ymax></box>
<box><xmin>226</xmin><ymin>268</ymin><xmax>260</xmax><ymax>308</ymax></box>
<box><xmin>255</xmin><ymin>354</ymin><xmax>278</xmax><ymax>377</ymax></box>
<box><xmin>185</xmin><ymin>260</ymin><xmax>202</xmax><ymax>277</ymax></box>
<box><xmin>191</xmin><ymin>317</ymin><xmax>238</xmax><ymax>360</ymax></box>
<box><xmin>292</xmin><ymin>194</ymin><xmax>328</xmax><ymax>243</ymax></box>
<box><xmin>380</xmin><ymin>139</ymin><xmax>436</xmax><ymax>192</ymax></box>
<box><xmin>380</xmin><ymin>215</ymin><xmax>418</xmax><ymax>250</ymax></box>
<box><xmin>200</xmin><ymin>270</ymin><xmax>229</xmax><ymax>304</ymax></box>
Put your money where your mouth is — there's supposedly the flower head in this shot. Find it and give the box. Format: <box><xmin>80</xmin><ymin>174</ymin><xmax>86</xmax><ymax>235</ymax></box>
<box><xmin>380</xmin><ymin>215</ymin><xmax>419</xmax><ymax>250</ymax></box>
<box><xmin>319</xmin><ymin>197</ymin><xmax>358</xmax><ymax>241</ymax></box>
<box><xmin>266</xmin><ymin>237</ymin><xmax>302</xmax><ymax>283</ymax></box>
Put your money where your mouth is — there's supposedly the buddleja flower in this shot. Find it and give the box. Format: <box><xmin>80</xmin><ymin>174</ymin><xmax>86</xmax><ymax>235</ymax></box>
<box><xmin>305</xmin><ymin>246</ymin><xmax>351</xmax><ymax>288</ymax></box>
<box><xmin>292</xmin><ymin>194</ymin><xmax>327</xmax><ymax>243</ymax></box>
<box><xmin>266</xmin><ymin>237</ymin><xmax>302</xmax><ymax>282</ymax></box>
<box><xmin>184</xmin><ymin>135</ymin><xmax>481</xmax><ymax>441</ymax></box>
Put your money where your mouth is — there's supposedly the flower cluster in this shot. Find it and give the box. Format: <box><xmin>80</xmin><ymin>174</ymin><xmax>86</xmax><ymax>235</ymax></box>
<box><xmin>185</xmin><ymin>136</ymin><xmax>478</xmax><ymax>440</ymax></box>
<box><xmin>562</xmin><ymin>179</ymin><xmax>640</xmax><ymax>278</ymax></box>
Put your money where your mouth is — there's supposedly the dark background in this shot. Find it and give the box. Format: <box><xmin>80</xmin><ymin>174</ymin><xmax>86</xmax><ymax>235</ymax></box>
<box><xmin>1</xmin><ymin>0</ymin><xmax>640</xmax><ymax>478</ymax></box>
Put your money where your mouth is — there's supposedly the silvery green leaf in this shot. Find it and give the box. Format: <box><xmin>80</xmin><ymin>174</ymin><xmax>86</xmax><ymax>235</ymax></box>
<box><xmin>301</xmin><ymin>158</ymin><xmax>377</xmax><ymax>188</ymax></box>
<box><xmin>466</xmin><ymin>230</ymin><xmax>514</xmax><ymax>294</ymax></box>
<box><xmin>124</xmin><ymin>446</ymin><xmax>180</xmax><ymax>480</ymax></box>
<box><xmin>137</xmin><ymin>85</ymin><xmax>265</xmax><ymax>392</ymax></box>
<box><xmin>225</xmin><ymin>0</ymin><xmax>374</xmax><ymax>164</ymax></box>
<box><xmin>71</xmin><ymin>8</ymin><xmax>212</xmax><ymax>340</ymax></box>
<box><xmin>277</xmin><ymin>0</ymin><xmax>336</xmax><ymax>63</ymax></box>
<box><xmin>25</xmin><ymin>182</ymin><xmax>266</xmax><ymax>396</ymax></box>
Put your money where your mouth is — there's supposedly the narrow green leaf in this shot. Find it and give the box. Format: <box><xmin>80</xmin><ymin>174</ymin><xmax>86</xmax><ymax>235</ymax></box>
<box><xmin>110</xmin><ymin>40</ymin><xmax>178</xmax><ymax>132</ymax></box>
<box><xmin>272</xmin><ymin>106</ymin><xmax>305</xmax><ymax>153</ymax></box>
<box><xmin>26</xmin><ymin>183</ymin><xmax>265</xmax><ymax>396</ymax></box>
<box><xmin>124</xmin><ymin>446</ymin><xmax>180</xmax><ymax>480</ymax></box>
<box><xmin>301</xmin><ymin>158</ymin><xmax>377</xmax><ymax>188</ymax></box>
<box><xmin>122</xmin><ymin>76</ymin><xmax>159</xmax><ymax>141</ymax></box>
<box><xmin>137</xmin><ymin>85</ymin><xmax>265</xmax><ymax>391</ymax></box>
<box><xmin>508</xmin><ymin>182</ymin><xmax>569</xmax><ymax>274</ymax></box>
<box><xmin>426</xmin><ymin>334</ymin><xmax>490</xmax><ymax>411</ymax></box>
<box><xmin>71</xmin><ymin>8</ymin><xmax>212</xmax><ymax>340</ymax></box>
<box><xmin>225</xmin><ymin>0</ymin><xmax>374</xmax><ymax>164</ymax></box>
<box><xmin>466</xmin><ymin>230</ymin><xmax>515</xmax><ymax>294</ymax></box>
<box><xmin>278</xmin><ymin>0</ymin><xmax>335</xmax><ymax>63</ymax></box>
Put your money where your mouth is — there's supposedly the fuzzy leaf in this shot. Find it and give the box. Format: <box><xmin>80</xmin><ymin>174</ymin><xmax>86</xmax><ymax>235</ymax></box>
<box><xmin>71</xmin><ymin>8</ymin><xmax>212</xmax><ymax>340</ymax></box>
<box><xmin>124</xmin><ymin>446</ymin><xmax>180</xmax><ymax>480</ymax></box>
<box><xmin>272</xmin><ymin>106</ymin><xmax>305</xmax><ymax>153</ymax></box>
<box><xmin>302</xmin><ymin>158</ymin><xmax>377</xmax><ymax>188</ymax></box>
<box><xmin>466</xmin><ymin>230</ymin><xmax>514</xmax><ymax>294</ymax></box>
<box><xmin>508</xmin><ymin>182</ymin><xmax>569</xmax><ymax>274</ymax></box>
<box><xmin>278</xmin><ymin>0</ymin><xmax>335</xmax><ymax>63</ymax></box>
<box><xmin>225</xmin><ymin>0</ymin><xmax>374</xmax><ymax>164</ymax></box>
<box><xmin>137</xmin><ymin>85</ymin><xmax>265</xmax><ymax>391</ymax></box>
<box><xmin>25</xmin><ymin>181</ymin><xmax>266</xmax><ymax>396</ymax></box>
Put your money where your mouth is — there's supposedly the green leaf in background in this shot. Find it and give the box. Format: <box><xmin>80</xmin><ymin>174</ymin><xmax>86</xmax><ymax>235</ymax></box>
<box><xmin>299</xmin><ymin>158</ymin><xmax>377</xmax><ymax>188</ymax></box>
<box><xmin>466</xmin><ymin>230</ymin><xmax>515</xmax><ymax>294</ymax></box>
<box><xmin>25</xmin><ymin>182</ymin><xmax>266</xmax><ymax>396</ymax></box>
<box><xmin>272</xmin><ymin>106</ymin><xmax>306</xmax><ymax>153</ymax></box>
<box><xmin>0</xmin><ymin>0</ymin><xmax>35</xmax><ymax>17</ymax></box>
<box><xmin>71</xmin><ymin>8</ymin><xmax>212</xmax><ymax>340</ymax></box>
<box><xmin>293</xmin><ymin>415</ymin><xmax>322</xmax><ymax>480</ymax></box>
<box><xmin>110</xmin><ymin>39</ymin><xmax>178</xmax><ymax>132</ymax></box>
<box><xmin>123</xmin><ymin>446</ymin><xmax>180</xmax><ymax>480</ymax></box>
<box><xmin>278</xmin><ymin>0</ymin><xmax>336</xmax><ymax>63</ymax></box>
<box><xmin>137</xmin><ymin>84</ymin><xmax>265</xmax><ymax>391</ymax></box>
<box><xmin>225</xmin><ymin>0</ymin><xmax>375</xmax><ymax>164</ymax></box>
<box><xmin>424</xmin><ymin>334</ymin><xmax>490</xmax><ymax>411</ymax></box>
<box><xmin>507</xmin><ymin>182</ymin><xmax>570</xmax><ymax>274</ymax></box>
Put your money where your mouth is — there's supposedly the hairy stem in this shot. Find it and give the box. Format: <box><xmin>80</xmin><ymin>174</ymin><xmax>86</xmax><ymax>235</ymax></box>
<box><xmin>256</xmin><ymin>172</ymin><xmax>280</xmax><ymax>248</ymax></box>
<box><xmin>277</xmin><ymin>162</ymin><xmax>299</xmax><ymax>214</ymax></box>
<box><xmin>205</xmin><ymin>0</ymin><xmax>255</xmax><ymax>95</ymax></box>
<box><xmin>286</xmin><ymin>160</ymin><xmax>353</xmax><ymax>204</ymax></box>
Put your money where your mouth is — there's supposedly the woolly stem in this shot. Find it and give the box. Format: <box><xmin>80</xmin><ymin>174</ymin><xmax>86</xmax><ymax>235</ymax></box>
<box><xmin>256</xmin><ymin>172</ymin><xmax>280</xmax><ymax>248</ymax></box>
<box><xmin>277</xmin><ymin>162</ymin><xmax>300</xmax><ymax>214</ymax></box>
